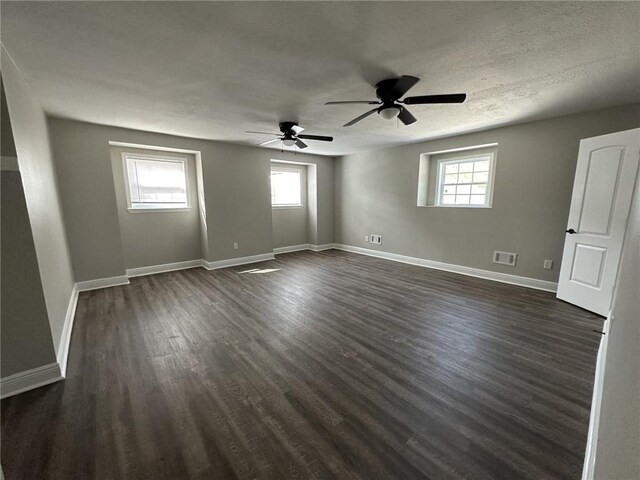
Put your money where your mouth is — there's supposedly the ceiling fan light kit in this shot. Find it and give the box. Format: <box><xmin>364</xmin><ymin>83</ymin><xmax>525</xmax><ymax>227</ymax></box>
<box><xmin>379</xmin><ymin>106</ymin><xmax>401</xmax><ymax>120</ymax></box>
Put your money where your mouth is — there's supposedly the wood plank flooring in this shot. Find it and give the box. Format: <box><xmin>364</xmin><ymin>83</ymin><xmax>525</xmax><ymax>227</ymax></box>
<box><xmin>1</xmin><ymin>250</ymin><xmax>603</xmax><ymax>479</ymax></box>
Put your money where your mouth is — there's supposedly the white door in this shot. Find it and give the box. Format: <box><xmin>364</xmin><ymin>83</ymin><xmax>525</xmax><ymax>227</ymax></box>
<box><xmin>557</xmin><ymin>128</ymin><xmax>639</xmax><ymax>316</ymax></box>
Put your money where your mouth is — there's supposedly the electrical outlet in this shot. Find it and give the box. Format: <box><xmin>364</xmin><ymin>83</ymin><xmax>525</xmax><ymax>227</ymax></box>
<box><xmin>233</xmin><ymin>242</ymin><xmax>239</xmax><ymax>250</ymax></box>
<box><xmin>370</xmin><ymin>234</ymin><xmax>382</xmax><ymax>245</ymax></box>
<box><xmin>364</xmin><ymin>235</ymin><xmax>369</xmax><ymax>242</ymax></box>
<box><xmin>543</xmin><ymin>259</ymin><xmax>553</xmax><ymax>270</ymax></box>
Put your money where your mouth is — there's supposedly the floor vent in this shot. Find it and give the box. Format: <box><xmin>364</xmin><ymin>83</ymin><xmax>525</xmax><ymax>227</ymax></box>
<box><xmin>493</xmin><ymin>251</ymin><xmax>517</xmax><ymax>266</ymax></box>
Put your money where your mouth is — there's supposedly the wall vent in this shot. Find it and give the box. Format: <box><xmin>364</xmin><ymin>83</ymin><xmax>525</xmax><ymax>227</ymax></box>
<box><xmin>493</xmin><ymin>251</ymin><xmax>517</xmax><ymax>266</ymax></box>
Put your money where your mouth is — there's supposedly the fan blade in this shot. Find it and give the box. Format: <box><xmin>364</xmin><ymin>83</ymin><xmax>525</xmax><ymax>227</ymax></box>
<box><xmin>258</xmin><ymin>138</ymin><xmax>281</xmax><ymax>147</ymax></box>
<box><xmin>290</xmin><ymin>125</ymin><xmax>305</xmax><ymax>135</ymax></box>
<box><xmin>297</xmin><ymin>134</ymin><xmax>333</xmax><ymax>142</ymax></box>
<box><xmin>325</xmin><ymin>100</ymin><xmax>380</xmax><ymax>105</ymax></box>
<box><xmin>246</xmin><ymin>131</ymin><xmax>280</xmax><ymax>135</ymax></box>
<box><xmin>403</xmin><ymin>93</ymin><xmax>467</xmax><ymax>105</ymax></box>
<box><xmin>391</xmin><ymin>76</ymin><xmax>420</xmax><ymax>98</ymax></box>
<box><xmin>343</xmin><ymin>107</ymin><xmax>379</xmax><ymax>127</ymax></box>
<box><xmin>295</xmin><ymin>139</ymin><xmax>308</xmax><ymax>149</ymax></box>
<box><xmin>398</xmin><ymin>107</ymin><xmax>417</xmax><ymax>126</ymax></box>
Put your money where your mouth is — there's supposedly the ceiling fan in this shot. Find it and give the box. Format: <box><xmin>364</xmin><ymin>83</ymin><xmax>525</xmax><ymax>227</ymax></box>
<box><xmin>325</xmin><ymin>75</ymin><xmax>467</xmax><ymax>127</ymax></box>
<box><xmin>246</xmin><ymin>122</ymin><xmax>333</xmax><ymax>149</ymax></box>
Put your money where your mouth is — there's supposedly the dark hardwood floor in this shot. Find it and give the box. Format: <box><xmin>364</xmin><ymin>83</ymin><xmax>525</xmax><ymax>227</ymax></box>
<box><xmin>1</xmin><ymin>250</ymin><xmax>603</xmax><ymax>479</ymax></box>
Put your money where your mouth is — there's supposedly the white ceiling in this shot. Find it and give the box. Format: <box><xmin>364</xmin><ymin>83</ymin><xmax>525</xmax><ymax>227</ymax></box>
<box><xmin>1</xmin><ymin>1</ymin><xmax>639</xmax><ymax>156</ymax></box>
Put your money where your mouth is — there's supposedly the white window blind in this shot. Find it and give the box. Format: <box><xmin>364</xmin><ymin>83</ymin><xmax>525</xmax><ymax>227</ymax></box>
<box><xmin>125</xmin><ymin>156</ymin><xmax>189</xmax><ymax>210</ymax></box>
<box><xmin>271</xmin><ymin>168</ymin><xmax>302</xmax><ymax>206</ymax></box>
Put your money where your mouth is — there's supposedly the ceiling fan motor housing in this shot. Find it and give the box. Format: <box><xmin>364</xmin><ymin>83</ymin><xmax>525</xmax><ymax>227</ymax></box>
<box><xmin>279</xmin><ymin>121</ymin><xmax>298</xmax><ymax>134</ymax></box>
<box><xmin>375</xmin><ymin>78</ymin><xmax>402</xmax><ymax>102</ymax></box>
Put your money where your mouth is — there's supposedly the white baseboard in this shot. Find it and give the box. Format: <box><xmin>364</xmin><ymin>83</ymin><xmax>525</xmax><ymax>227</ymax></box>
<box><xmin>273</xmin><ymin>244</ymin><xmax>311</xmax><ymax>254</ymax></box>
<box><xmin>126</xmin><ymin>259</ymin><xmax>203</xmax><ymax>278</ymax></box>
<box><xmin>309</xmin><ymin>243</ymin><xmax>338</xmax><ymax>252</ymax></box>
<box><xmin>274</xmin><ymin>243</ymin><xmax>338</xmax><ymax>254</ymax></box>
<box><xmin>333</xmin><ymin>244</ymin><xmax>558</xmax><ymax>292</ymax></box>
<box><xmin>0</xmin><ymin>363</ymin><xmax>62</xmax><ymax>399</ymax></box>
<box><xmin>203</xmin><ymin>253</ymin><xmax>275</xmax><ymax>270</ymax></box>
<box><xmin>76</xmin><ymin>275</ymin><xmax>130</xmax><ymax>292</ymax></box>
<box><xmin>77</xmin><ymin>253</ymin><xmax>278</xmax><ymax>289</ymax></box>
<box><xmin>57</xmin><ymin>285</ymin><xmax>79</xmax><ymax>377</ymax></box>
<box><xmin>582</xmin><ymin>317</ymin><xmax>610</xmax><ymax>480</ymax></box>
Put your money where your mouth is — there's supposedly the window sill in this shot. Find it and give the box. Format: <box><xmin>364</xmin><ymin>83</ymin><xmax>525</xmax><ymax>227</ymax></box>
<box><xmin>272</xmin><ymin>205</ymin><xmax>304</xmax><ymax>210</ymax></box>
<box><xmin>127</xmin><ymin>207</ymin><xmax>192</xmax><ymax>214</ymax></box>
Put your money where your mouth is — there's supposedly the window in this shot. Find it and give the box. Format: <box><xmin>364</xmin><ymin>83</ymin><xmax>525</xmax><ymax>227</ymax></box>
<box><xmin>123</xmin><ymin>154</ymin><xmax>189</xmax><ymax>211</ymax></box>
<box><xmin>271</xmin><ymin>166</ymin><xmax>302</xmax><ymax>207</ymax></box>
<box><xmin>436</xmin><ymin>153</ymin><xmax>495</xmax><ymax>207</ymax></box>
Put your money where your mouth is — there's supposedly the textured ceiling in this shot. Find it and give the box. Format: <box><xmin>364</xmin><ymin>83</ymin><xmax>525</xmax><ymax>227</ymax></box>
<box><xmin>1</xmin><ymin>1</ymin><xmax>639</xmax><ymax>156</ymax></box>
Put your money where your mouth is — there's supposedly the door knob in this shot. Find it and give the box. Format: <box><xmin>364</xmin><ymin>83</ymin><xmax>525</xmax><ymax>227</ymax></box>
<box><xmin>566</xmin><ymin>228</ymin><xmax>577</xmax><ymax>234</ymax></box>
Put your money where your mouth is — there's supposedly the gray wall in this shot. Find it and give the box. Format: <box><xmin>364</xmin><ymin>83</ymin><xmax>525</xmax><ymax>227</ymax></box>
<box><xmin>1</xmin><ymin>79</ymin><xmax>56</xmax><ymax>377</ymax></box>
<box><xmin>47</xmin><ymin>119</ymin><xmax>127</xmax><ymax>281</ymax></box>
<box><xmin>1</xmin><ymin>171</ymin><xmax>57</xmax><ymax>377</ymax></box>
<box><xmin>335</xmin><ymin>104</ymin><xmax>640</xmax><ymax>282</ymax></box>
<box><xmin>110</xmin><ymin>146</ymin><xmax>202</xmax><ymax>269</ymax></box>
<box><xmin>315</xmin><ymin>159</ymin><xmax>334</xmax><ymax>246</ymax></box>
<box><xmin>271</xmin><ymin>164</ymin><xmax>309</xmax><ymax>248</ymax></box>
<box><xmin>593</xmin><ymin>167</ymin><xmax>640</xmax><ymax>480</ymax></box>
<box><xmin>1</xmin><ymin>80</ymin><xmax>16</xmax><ymax>158</ymax></box>
<box><xmin>2</xmin><ymin>49</ymin><xmax>75</xmax><ymax>357</ymax></box>
<box><xmin>48</xmin><ymin>118</ymin><xmax>335</xmax><ymax>280</ymax></box>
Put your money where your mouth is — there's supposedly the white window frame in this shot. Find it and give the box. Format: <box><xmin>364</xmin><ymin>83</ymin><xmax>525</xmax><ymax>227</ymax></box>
<box><xmin>435</xmin><ymin>153</ymin><xmax>496</xmax><ymax>208</ymax></box>
<box><xmin>271</xmin><ymin>165</ymin><xmax>304</xmax><ymax>209</ymax></box>
<box><xmin>122</xmin><ymin>152</ymin><xmax>191</xmax><ymax>213</ymax></box>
